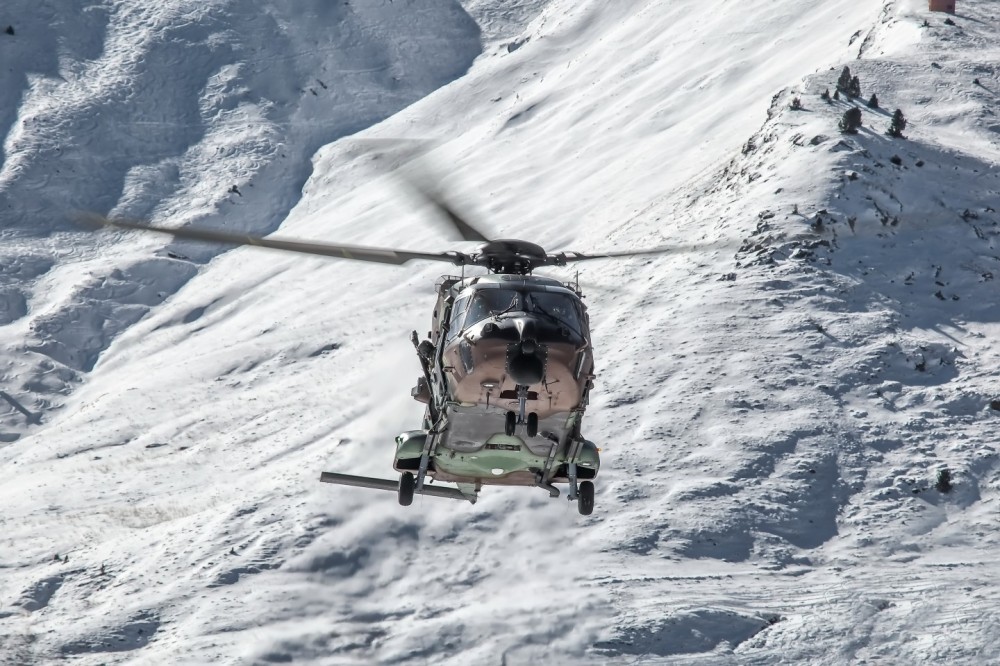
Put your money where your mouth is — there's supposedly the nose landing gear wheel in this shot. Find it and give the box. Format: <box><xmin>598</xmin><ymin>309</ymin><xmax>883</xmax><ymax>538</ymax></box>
<box><xmin>398</xmin><ymin>472</ymin><xmax>415</xmax><ymax>506</ymax></box>
<box><xmin>577</xmin><ymin>480</ymin><xmax>594</xmax><ymax>515</ymax></box>
<box><xmin>504</xmin><ymin>411</ymin><xmax>516</xmax><ymax>436</ymax></box>
<box><xmin>526</xmin><ymin>412</ymin><xmax>538</xmax><ymax>438</ymax></box>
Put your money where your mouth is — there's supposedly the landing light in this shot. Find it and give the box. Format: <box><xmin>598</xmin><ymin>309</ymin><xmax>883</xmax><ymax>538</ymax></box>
<box><xmin>491</xmin><ymin>468</ymin><xmax>504</xmax><ymax>476</ymax></box>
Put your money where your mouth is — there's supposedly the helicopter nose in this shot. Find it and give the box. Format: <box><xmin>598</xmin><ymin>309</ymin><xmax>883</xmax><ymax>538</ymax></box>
<box><xmin>507</xmin><ymin>317</ymin><xmax>544</xmax><ymax>385</ymax></box>
<box><xmin>508</xmin><ymin>349</ymin><xmax>544</xmax><ymax>385</ymax></box>
<box><xmin>513</xmin><ymin>316</ymin><xmax>538</xmax><ymax>343</ymax></box>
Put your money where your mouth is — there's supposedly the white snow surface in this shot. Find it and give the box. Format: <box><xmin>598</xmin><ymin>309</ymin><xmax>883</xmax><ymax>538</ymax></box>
<box><xmin>3</xmin><ymin>0</ymin><xmax>1000</xmax><ymax>663</ymax></box>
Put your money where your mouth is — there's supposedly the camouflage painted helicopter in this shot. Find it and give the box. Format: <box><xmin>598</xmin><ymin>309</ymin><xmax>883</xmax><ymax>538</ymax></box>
<box><xmin>85</xmin><ymin>192</ymin><xmax>678</xmax><ymax>515</ymax></box>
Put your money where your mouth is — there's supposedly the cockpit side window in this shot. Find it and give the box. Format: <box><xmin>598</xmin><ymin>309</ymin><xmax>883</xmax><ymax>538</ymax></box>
<box><xmin>446</xmin><ymin>296</ymin><xmax>470</xmax><ymax>343</ymax></box>
<box><xmin>464</xmin><ymin>289</ymin><xmax>520</xmax><ymax>327</ymax></box>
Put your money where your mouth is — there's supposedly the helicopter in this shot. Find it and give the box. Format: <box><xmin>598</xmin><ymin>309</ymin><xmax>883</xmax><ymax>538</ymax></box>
<box><xmin>83</xmin><ymin>188</ymin><xmax>680</xmax><ymax>515</ymax></box>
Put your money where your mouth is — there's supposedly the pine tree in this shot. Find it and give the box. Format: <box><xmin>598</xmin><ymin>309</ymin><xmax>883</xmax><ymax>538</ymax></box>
<box><xmin>839</xmin><ymin>106</ymin><xmax>862</xmax><ymax>134</ymax></box>
<box><xmin>887</xmin><ymin>109</ymin><xmax>907</xmax><ymax>137</ymax></box>
<box><xmin>836</xmin><ymin>66</ymin><xmax>852</xmax><ymax>94</ymax></box>
<box><xmin>820</xmin><ymin>88</ymin><xmax>831</xmax><ymax>101</ymax></box>
<box><xmin>848</xmin><ymin>75</ymin><xmax>862</xmax><ymax>98</ymax></box>
<box><xmin>790</xmin><ymin>96</ymin><xmax>802</xmax><ymax>110</ymax></box>
<box><xmin>833</xmin><ymin>89</ymin><xmax>840</xmax><ymax>101</ymax></box>
<box><xmin>867</xmin><ymin>93</ymin><xmax>879</xmax><ymax>108</ymax></box>
<box><xmin>936</xmin><ymin>468</ymin><xmax>952</xmax><ymax>493</ymax></box>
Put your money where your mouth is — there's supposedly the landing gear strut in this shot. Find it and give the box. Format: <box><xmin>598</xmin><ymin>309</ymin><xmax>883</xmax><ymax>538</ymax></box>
<box><xmin>507</xmin><ymin>385</ymin><xmax>538</xmax><ymax>438</ymax></box>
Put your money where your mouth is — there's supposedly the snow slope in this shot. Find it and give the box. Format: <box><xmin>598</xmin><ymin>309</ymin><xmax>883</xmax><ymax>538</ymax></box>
<box><xmin>0</xmin><ymin>0</ymin><xmax>481</xmax><ymax>430</ymax></box>
<box><xmin>3</xmin><ymin>0</ymin><xmax>1000</xmax><ymax>663</ymax></box>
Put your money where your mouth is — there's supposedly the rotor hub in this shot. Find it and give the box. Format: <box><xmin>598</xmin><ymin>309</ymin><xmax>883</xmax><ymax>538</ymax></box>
<box><xmin>474</xmin><ymin>239</ymin><xmax>548</xmax><ymax>274</ymax></box>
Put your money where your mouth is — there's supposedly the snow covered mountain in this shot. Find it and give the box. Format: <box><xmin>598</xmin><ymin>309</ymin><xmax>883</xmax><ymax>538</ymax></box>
<box><xmin>3</xmin><ymin>0</ymin><xmax>1000</xmax><ymax>663</ymax></box>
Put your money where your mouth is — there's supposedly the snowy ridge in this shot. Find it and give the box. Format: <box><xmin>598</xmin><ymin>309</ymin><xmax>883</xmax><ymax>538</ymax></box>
<box><xmin>0</xmin><ymin>0</ymin><xmax>482</xmax><ymax>436</ymax></box>
<box><xmin>3</xmin><ymin>0</ymin><xmax>1000</xmax><ymax>663</ymax></box>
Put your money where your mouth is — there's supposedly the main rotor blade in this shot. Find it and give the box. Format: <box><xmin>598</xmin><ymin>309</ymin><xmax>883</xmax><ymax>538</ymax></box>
<box><xmin>423</xmin><ymin>189</ymin><xmax>491</xmax><ymax>243</ymax></box>
<box><xmin>80</xmin><ymin>214</ymin><xmax>467</xmax><ymax>266</ymax></box>
<box><xmin>399</xmin><ymin>176</ymin><xmax>492</xmax><ymax>243</ymax></box>
<box><xmin>548</xmin><ymin>246</ymin><xmax>705</xmax><ymax>264</ymax></box>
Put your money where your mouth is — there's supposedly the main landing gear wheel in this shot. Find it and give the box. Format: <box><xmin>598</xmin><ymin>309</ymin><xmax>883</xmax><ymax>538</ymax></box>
<box><xmin>504</xmin><ymin>411</ymin><xmax>516</xmax><ymax>436</ymax></box>
<box><xmin>578</xmin><ymin>481</ymin><xmax>594</xmax><ymax>515</ymax></box>
<box><xmin>398</xmin><ymin>472</ymin><xmax>415</xmax><ymax>506</ymax></box>
<box><xmin>526</xmin><ymin>412</ymin><xmax>538</xmax><ymax>438</ymax></box>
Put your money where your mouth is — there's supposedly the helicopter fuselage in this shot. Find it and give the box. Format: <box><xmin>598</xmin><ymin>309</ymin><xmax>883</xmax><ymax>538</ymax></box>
<box><xmin>395</xmin><ymin>273</ymin><xmax>600</xmax><ymax>498</ymax></box>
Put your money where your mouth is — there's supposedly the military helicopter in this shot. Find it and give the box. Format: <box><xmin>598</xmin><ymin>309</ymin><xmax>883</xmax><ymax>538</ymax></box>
<box><xmin>84</xmin><ymin>189</ymin><xmax>680</xmax><ymax>515</ymax></box>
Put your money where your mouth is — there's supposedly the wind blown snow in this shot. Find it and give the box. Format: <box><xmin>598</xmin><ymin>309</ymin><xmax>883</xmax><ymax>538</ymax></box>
<box><xmin>2</xmin><ymin>0</ymin><xmax>1000</xmax><ymax>663</ymax></box>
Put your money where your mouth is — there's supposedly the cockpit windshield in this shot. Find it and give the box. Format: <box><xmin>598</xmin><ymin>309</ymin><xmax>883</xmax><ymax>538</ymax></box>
<box><xmin>462</xmin><ymin>288</ymin><xmax>583</xmax><ymax>335</ymax></box>
<box><xmin>524</xmin><ymin>291</ymin><xmax>582</xmax><ymax>332</ymax></box>
<box><xmin>465</xmin><ymin>289</ymin><xmax>520</xmax><ymax>326</ymax></box>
